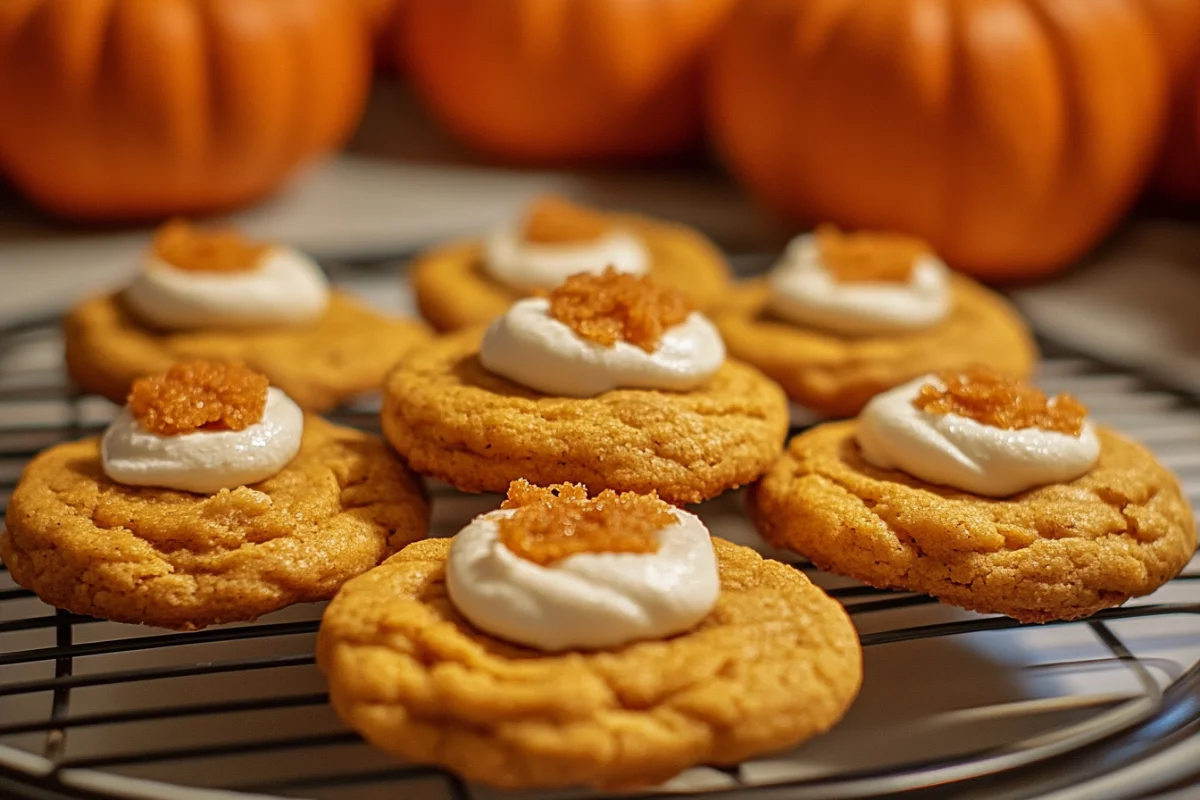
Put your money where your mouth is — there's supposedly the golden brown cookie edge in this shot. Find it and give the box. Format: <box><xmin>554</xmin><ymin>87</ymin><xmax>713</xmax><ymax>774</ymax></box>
<box><xmin>748</xmin><ymin>421</ymin><xmax>1197</xmax><ymax>622</ymax></box>
<box><xmin>63</xmin><ymin>292</ymin><xmax>430</xmax><ymax>412</ymax></box>
<box><xmin>409</xmin><ymin>215</ymin><xmax>732</xmax><ymax>333</ymax></box>
<box><xmin>380</xmin><ymin>329</ymin><xmax>789</xmax><ymax>505</ymax></box>
<box><xmin>317</xmin><ymin>537</ymin><xmax>862</xmax><ymax>789</ymax></box>
<box><xmin>1</xmin><ymin>416</ymin><xmax>430</xmax><ymax>630</ymax></box>
<box><xmin>713</xmin><ymin>274</ymin><xmax>1039</xmax><ymax>418</ymax></box>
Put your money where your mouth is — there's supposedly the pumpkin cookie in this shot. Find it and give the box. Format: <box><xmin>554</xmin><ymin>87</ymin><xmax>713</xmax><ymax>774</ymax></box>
<box><xmin>748</xmin><ymin>367</ymin><xmax>1197</xmax><ymax>622</ymax></box>
<box><xmin>713</xmin><ymin>227</ymin><xmax>1038</xmax><ymax>417</ymax></box>
<box><xmin>1</xmin><ymin>362</ymin><xmax>428</xmax><ymax>630</ymax></box>
<box><xmin>411</xmin><ymin>196</ymin><xmax>732</xmax><ymax>331</ymax></box>
<box><xmin>65</xmin><ymin>221</ymin><xmax>431</xmax><ymax>412</ymax></box>
<box><xmin>384</xmin><ymin>270</ymin><xmax>788</xmax><ymax>504</ymax></box>
<box><xmin>318</xmin><ymin>482</ymin><xmax>861</xmax><ymax>790</ymax></box>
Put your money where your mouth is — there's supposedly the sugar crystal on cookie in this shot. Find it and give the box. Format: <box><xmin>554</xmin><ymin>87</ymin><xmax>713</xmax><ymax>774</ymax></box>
<box><xmin>522</xmin><ymin>196</ymin><xmax>611</xmax><ymax>244</ymax></box>
<box><xmin>547</xmin><ymin>268</ymin><xmax>691</xmax><ymax>352</ymax></box>
<box><xmin>816</xmin><ymin>224</ymin><xmax>928</xmax><ymax>284</ymax></box>
<box><xmin>914</xmin><ymin>365</ymin><xmax>1087</xmax><ymax>436</ymax></box>
<box><xmin>154</xmin><ymin>220</ymin><xmax>270</xmax><ymax>273</ymax></box>
<box><xmin>498</xmin><ymin>480</ymin><xmax>671</xmax><ymax>565</ymax></box>
<box><xmin>130</xmin><ymin>361</ymin><xmax>270</xmax><ymax>436</ymax></box>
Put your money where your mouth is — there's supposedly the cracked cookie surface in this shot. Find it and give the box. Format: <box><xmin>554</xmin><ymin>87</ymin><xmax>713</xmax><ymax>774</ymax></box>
<box><xmin>65</xmin><ymin>292</ymin><xmax>431</xmax><ymax>412</ymax></box>
<box><xmin>748</xmin><ymin>421</ymin><xmax>1196</xmax><ymax>622</ymax></box>
<box><xmin>317</xmin><ymin>537</ymin><xmax>862</xmax><ymax>789</ymax></box>
<box><xmin>381</xmin><ymin>328</ymin><xmax>789</xmax><ymax>505</ymax></box>
<box><xmin>1</xmin><ymin>417</ymin><xmax>429</xmax><ymax>630</ymax></box>
<box><xmin>711</xmin><ymin>275</ymin><xmax>1037</xmax><ymax>418</ymax></box>
<box><xmin>411</xmin><ymin>214</ymin><xmax>732</xmax><ymax>332</ymax></box>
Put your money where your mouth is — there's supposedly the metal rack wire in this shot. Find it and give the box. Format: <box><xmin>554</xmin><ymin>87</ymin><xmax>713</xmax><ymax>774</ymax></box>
<box><xmin>0</xmin><ymin>272</ymin><xmax>1197</xmax><ymax>800</ymax></box>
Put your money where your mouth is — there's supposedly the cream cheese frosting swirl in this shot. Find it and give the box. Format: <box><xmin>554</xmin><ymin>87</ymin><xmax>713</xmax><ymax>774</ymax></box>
<box><xmin>446</xmin><ymin>506</ymin><xmax>719</xmax><ymax>652</ymax></box>
<box><xmin>125</xmin><ymin>241</ymin><xmax>330</xmax><ymax>331</ymax></box>
<box><xmin>482</xmin><ymin>226</ymin><xmax>649</xmax><ymax>292</ymax></box>
<box><xmin>767</xmin><ymin>232</ymin><xmax>950</xmax><ymax>337</ymax></box>
<box><xmin>102</xmin><ymin>387</ymin><xmax>304</xmax><ymax>494</ymax></box>
<box><xmin>857</xmin><ymin>375</ymin><xmax>1101</xmax><ymax>496</ymax></box>
<box><xmin>479</xmin><ymin>297</ymin><xmax>725</xmax><ymax>397</ymax></box>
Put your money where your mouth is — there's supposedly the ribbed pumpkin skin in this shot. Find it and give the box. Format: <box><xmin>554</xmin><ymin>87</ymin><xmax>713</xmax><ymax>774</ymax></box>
<box><xmin>707</xmin><ymin>0</ymin><xmax>1168</xmax><ymax>281</ymax></box>
<box><xmin>1143</xmin><ymin>0</ymin><xmax>1200</xmax><ymax>201</ymax></box>
<box><xmin>0</xmin><ymin>0</ymin><xmax>370</xmax><ymax>221</ymax></box>
<box><xmin>400</xmin><ymin>0</ymin><xmax>740</xmax><ymax>163</ymax></box>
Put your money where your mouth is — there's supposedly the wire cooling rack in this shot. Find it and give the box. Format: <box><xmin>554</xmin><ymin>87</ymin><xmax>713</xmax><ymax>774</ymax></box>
<box><xmin>0</xmin><ymin>263</ymin><xmax>1198</xmax><ymax>800</ymax></box>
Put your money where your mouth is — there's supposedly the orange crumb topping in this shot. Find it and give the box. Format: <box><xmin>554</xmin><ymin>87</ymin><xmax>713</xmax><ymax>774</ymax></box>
<box><xmin>914</xmin><ymin>365</ymin><xmax>1088</xmax><ymax>436</ymax></box>
<box><xmin>498</xmin><ymin>480</ymin><xmax>672</xmax><ymax>566</ymax></box>
<box><xmin>129</xmin><ymin>361</ymin><xmax>270</xmax><ymax>436</ymax></box>
<box><xmin>522</xmin><ymin>196</ymin><xmax>611</xmax><ymax>244</ymax></box>
<box><xmin>816</xmin><ymin>224</ymin><xmax>929</xmax><ymax>283</ymax></box>
<box><xmin>153</xmin><ymin>220</ymin><xmax>270</xmax><ymax>273</ymax></box>
<box><xmin>547</xmin><ymin>268</ymin><xmax>691</xmax><ymax>352</ymax></box>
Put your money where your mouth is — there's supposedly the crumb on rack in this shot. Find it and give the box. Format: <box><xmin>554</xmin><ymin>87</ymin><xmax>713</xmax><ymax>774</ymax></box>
<box><xmin>522</xmin><ymin>196</ymin><xmax>611</xmax><ymax>244</ymax></box>
<box><xmin>153</xmin><ymin>220</ymin><xmax>270</xmax><ymax>273</ymax></box>
<box><xmin>914</xmin><ymin>365</ymin><xmax>1088</xmax><ymax>436</ymax></box>
<box><xmin>498</xmin><ymin>479</ymin><xmax>673</xmax><ymax>565</ymax></box>
<box><xmin>816</xmin><ymin>224</ymin><xmax>929</xmax><ymax>283</ymax></box>
<box><xmin>546</xmin><ymin>268</ymin><xmax>691</xmax><ymax>352</ymax></box>
<box><xmin>129</xmin><ymin>361</ymin><xmax>270</xmax><ymax>436</ymax></box>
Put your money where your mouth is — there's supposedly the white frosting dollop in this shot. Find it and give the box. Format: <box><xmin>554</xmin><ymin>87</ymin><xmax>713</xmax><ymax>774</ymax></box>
<box><xmin>124</xmin><ymin>248</ymin><xmax>330</xmax><ymax>331</ymax></box>
<box><xmin>446</xmin><ymin>507</ymin><xmax>719</xmax><ymax>652</ymax></box>
<box><xmin>101</xmin><ymin>388</ymin><xmax>304</xmax><ymax>494</ymax></box>
<box><xmin>857</xmin><ymin>376</ymin><xmax>1101</xmax><ymax>497</ymax></box>
<box><xmin>479</xmin><ymin>297</ymin><xmax>725</xmax><ymax>397</ymax></box>
<box><xmin>482</xmin><ymin>226</ymin><xmax>649</xmax><ymax>292</ymax></box>
<box><xmin>767</xmin><ymin>234</ymin><xmax>950</xmax><ymax>336</ymax></box>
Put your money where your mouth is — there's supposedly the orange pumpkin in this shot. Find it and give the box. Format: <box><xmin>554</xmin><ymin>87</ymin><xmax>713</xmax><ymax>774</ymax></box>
<box><xmin>361</xmin><ymin>0</ymin><xmax>405</xmax><ymax>71</ymax></box>
<box><xmin>0</xmin><ymin>0</ymin><xmax>371</xmax><ymax>221</ymax></box>
<box><xmin>400</xmin><ymin>0</ymin><xmax>740</xmax><ymax>162</ymax></box>
<box><xmin>1143</xmin><ymin>0</ymin><xmax>1200</xmax><ymax>201</ymax></box>
<box><xmin>707</xmin><ymin>0</ymin><xmax>1169</xmax><ymax>281</ymax></box>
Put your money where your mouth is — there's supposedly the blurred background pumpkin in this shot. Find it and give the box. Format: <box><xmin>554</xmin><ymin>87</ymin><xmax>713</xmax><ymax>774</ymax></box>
<box><xmin>1143</xmin><ymin>0</ymin><xmax>1200</xmax><ymax>202</ymax></box>
<box><xmin>399</xmin><ymin>0</ymin><xmax>740</xmax><ymax>163</ymax></box>
<box><xmin>361</xmin><ymin>0</ymin><xmax>405</xmax><ymax>73</ymax></box>
<box><xmin>0</xmin><ymin>0</ymin><xmax>371</xmax><ymax>222</ymax></box>
<box><xmin>706</xmin><ymin>0</ymin><xmax>1170</xmax><ymax>282</ymax></box>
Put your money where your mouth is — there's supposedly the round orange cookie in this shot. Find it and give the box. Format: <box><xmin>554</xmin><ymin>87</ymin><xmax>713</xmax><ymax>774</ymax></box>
<box><xmin>317</xmin><ymin>537</ymin><xmax>862</xmax><ymax>790</ymax></box>
<box><xmin>411</xmin><ymin>213</ymin><xmax>732</xmax><ymax>332</ymax></box>
<box><xmin>65</xmin><ymin>292</ymin><xmax>432</xmax><ymax>412</ymax></box>
<box><xmin>1</xmin><ymin>417</ymin><xmax>429</xmax><ymax>630</ymax></box>
<box><xmin>381</xmin><ymin>328</ymin><xmax>789</xmax><ymax>505</ymax></box>
<box><xmin>712</xmin><ymin>275</ymin><xmax>1038</xmax><ymax>418</ymax></box>
<box><xmin>748</xmin><ymin>421</ymin><xmax>1197</xmax><ymax>622</ymax></box>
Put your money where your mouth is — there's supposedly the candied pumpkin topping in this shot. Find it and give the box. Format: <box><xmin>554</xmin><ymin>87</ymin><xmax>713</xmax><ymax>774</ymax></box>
<box><xmin>522</xmin><ymin>196</ymin><xmax>611</xmax><ymax>244</ymax></box>
<box><xmin>153</xmin><ymin>220</ymin><xmax>270</xmax><ymax>273</ymax></box>
<box><xmin>816</xmin><ymin>224</ymin><xmax>929</xmax><ymax>283</ymax></box>
<box><xmin>498</xmin><ymin>480</ymin><xmax>672</xmax><ymax>566</ymax></box>
<box><xmin>914</xmin><ymin>365</ymin><xmax>1088</xmax><ymax>436</ymax></box>
<box><xmin>547</xmin><ymin>268</ymin><xmax>691</xmax><ymax>352</ymax></box>
<box><xmin>129</xmin><ymin>361</ymin><xmax>270</xmax><ymax>436</ymax></box>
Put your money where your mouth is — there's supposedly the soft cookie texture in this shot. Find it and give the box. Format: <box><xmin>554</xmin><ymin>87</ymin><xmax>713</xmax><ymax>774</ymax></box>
<box><xmin>411</xmin><ymin>214</ymin><xmax>732</xmax><ymax>332</ymax></box>
<box><xmin>1</xmin><ymin>417</ymin><xmax>429</xmax><ymax>630</ymax></box>
<box><xmin>712</xmin><ymin>275</ymin><xmax>1037</xmax><ymax>418</ymax></box>
<box><xmin>381</xmin><ymin>328</ymin><xmax>789</xmax><ymax>505</ymax></box>
<box><xmin>748</xmin><ymin>421</ymin><xmax>1197</xmax><ymax>622</ymax></box>
<box><xmin>65</xmin><ymin>292</ymin><xmax>432</xmax><ymax>412</ymax></box>
<box><xmin>317</xmin><ymin>537</ymin><xmax>862</xmax><ymax>790</ymax></box>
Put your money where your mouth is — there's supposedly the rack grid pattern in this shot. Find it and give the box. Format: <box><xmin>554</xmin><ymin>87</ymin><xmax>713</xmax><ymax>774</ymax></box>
<box><xmin>0</xmin><ymin>299</ymin><xmax>1198</xmax><ymax>800</ymax></box>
